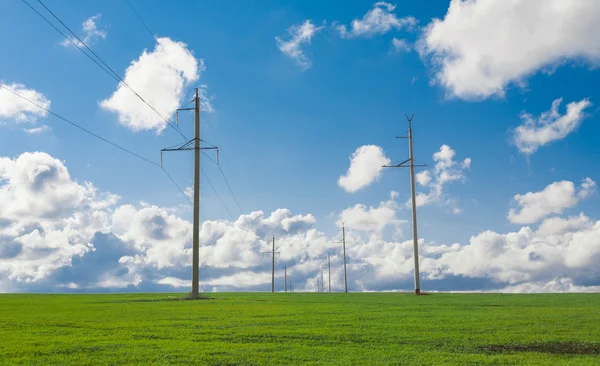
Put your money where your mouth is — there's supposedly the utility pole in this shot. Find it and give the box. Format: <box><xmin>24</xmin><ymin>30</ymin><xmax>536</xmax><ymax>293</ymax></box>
<box><xmin>192</xmin><ymin>89</ymin><xmax>200</xmax><ymax>299</ymax></box>
<box><xmin>383</xmin><ymin>114</ymin><xmax>427</xmax><ymax>295</ymax></box>
<box><xmin>263</xmin><ymin>236</ymin><xmax>279</xmax><ymax>293</ymax></box>
<box><xmin>328</xmin><ymin>253</ymin><xmax>331</xmax><ymax>293</ymax></box>
<box><xmin>160</xmin><ymin>88</ymin><xmax>218</xmax><ymax>299</ymax></box>
<box><xmin>289</xmin><ymin>279</ymin><xmax>292</xmax><ymax>293</ymax></box>
<box><xmin>284</xmin><ymin>265</ymin><xmax>287</xmax><ymax>293</ymax></box>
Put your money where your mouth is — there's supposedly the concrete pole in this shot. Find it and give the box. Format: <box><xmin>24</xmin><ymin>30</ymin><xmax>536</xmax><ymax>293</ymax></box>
<box><xmin>342</xmin><ymin>224</ymin><xmax>348</xmax><ymax>293</ymax></box>
<box><xmin>408</xmin><ymin>122</ymin><xmax>421</xmax><ymax>295</ymax></box>
<box><xmin>272</xmin><ymin>236</ymin><xmax>275</xmax><ymax>293</ymax></box>
<box><xmin>191</xmin><ymin>88</ymin><xmax>200</xmax><ymax>299</ymax></box>
<box><xmin>284</xmin><ymin>265</ymin><xmax>287</xmax><ymax>293</ymax></box>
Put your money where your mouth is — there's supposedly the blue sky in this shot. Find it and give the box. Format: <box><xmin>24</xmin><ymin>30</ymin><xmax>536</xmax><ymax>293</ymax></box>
<box><xmin>1</xmin><ymin>0</ymin><xmax>600</xmax><ymax>293</ymax></box>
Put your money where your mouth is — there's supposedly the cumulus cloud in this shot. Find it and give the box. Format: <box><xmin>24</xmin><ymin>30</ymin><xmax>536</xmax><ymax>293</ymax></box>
<box><xmin>411</xmin><ymin>145</ymin><xmax>471</xmax><ymax>211</ymax></box>
<box><xmin>513</xmin><ymin>98</ymin><xmax>592</xmax><ymax>155</ymax></box>
<box><xmin>275</xmin><ymin>20</ymin><xmax>324</xmax><ymax>70</ymax></box>
<box><xmin>497</xmin><ymin>278</ymin><xmax>600</xmax><ymax>293</ymax></box>
<box><xmin>0</xmin><ymin>152</ymin><xmax>117</xmax><ymax>282</ymax></box>
<box><xmin>338</xmin><ymin>145</ymin><xmax>391</xmax><ymax>193</ymax></box>
<box><xmin>0</xmin><ymin>83</ymin><xmax>50</xmax><ymax>123</ymax></box>
<box><xmin>418</xmin><ymin>0</ymin><xmax>600</xmax><ymax>100</ymax></box>
<box><xmin>336</xmin><ymin>2</ymin><xmax>417</xmax><ymax>38</ymax></box>
<box><xmin>3</xmin><ymin>151</ymin><xmax>600</xmax><ymax>294</ymax></box>
<box><xmin>61</xmin><ymin>14</ymin><xmax>106</xmax><ymax>48</ymax></box>
<box><xmin>424</xmin><ymin>214</ymin><xmax>600</xmax><ymax>288</ymax></box>
<box><xmin>508</xmin><ymin>178</ymin><xmax>596</xmax><ymax>224</ymax></box>
<box><xmin>100</xmin><ymin>37</ymin><xmax>201</xmax><ymax>132</ymax></box>
<box><xmin>338</xmin><ymin>192</ymin><xmax>403</xmax><ymax>232</ymax></box>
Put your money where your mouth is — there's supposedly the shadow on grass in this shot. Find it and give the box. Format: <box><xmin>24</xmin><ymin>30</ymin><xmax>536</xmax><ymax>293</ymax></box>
<box><xmin>98</xmin><ymin>294</ymin><xmax>214</xmax><ymax>304</ymax></box>
<box><xmin>480</xmin><ymin>342</ymin><xmax>600</xmax><ymax>355</ymax></box>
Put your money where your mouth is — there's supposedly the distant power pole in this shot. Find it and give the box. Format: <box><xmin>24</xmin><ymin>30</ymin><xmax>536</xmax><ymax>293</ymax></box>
<box><xmin>328</xmin><ymin>253</ymin><xmax>331</xmax><ymax>293</ymax></box>
<box><xmin>289</xmin><ymin>279</ymin><xmax>292</xmax><ymax>293</ymax></box>
<box><xmin>383</xmin><ymin>114</ymin><xmax>427</xmax><ymax>295</ymax></box>
<box><xmin>284</xmin><ymin>265</ymin><xmax>287</xmax><ymax>293</ymax></box>
<box><xmin>160</xmin><ymin>88</ymin><xmax>218</xmax><ymax>299</ymax></box>
<box><xmin>263</xmin><ymin>236</ymin><xmax>279</xmax><ymax>293</ymax></box>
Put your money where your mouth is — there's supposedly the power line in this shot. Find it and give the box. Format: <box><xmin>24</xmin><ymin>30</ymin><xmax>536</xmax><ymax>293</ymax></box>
<box><xmin>1</xmin><ymin>83</ymin><xmax>195</xmax><ymax>213</ymax></box>
<box><xmin>162</xmin><ymin>166</ymin><xmax>192</xmax><ymax>205</ymax></box>
<box><xmin>218</xmin><ymin>164</ymin><xmax>244</xmax><ymax>215</ymax></box>
<box><xmin>200</xmin><ymin>166</ymin><xmax>234</xmax><ymax>221</ymax></box>
<box><xmin>20</xmin><ymin>0</ymin><xmax>118</xmax><ymax>85</ymax></box>
<box><xmin>204</xmin><ymin>120</ymin><xmax>245</xmax><ymax>215</ymax></box>
<box><xmin>124</xmin><ymin>0</ymin><xmax>157</xmax><ymax>41</ymax></box>
<box><xmin>24</xmin><ymin>0</ymin><xmax>187</xmax><ymax>140</ymax></box>
<box><xmin>1</xmin><ymin>83</ymin><xmax>158</xmax><ymax>167</ymax></box>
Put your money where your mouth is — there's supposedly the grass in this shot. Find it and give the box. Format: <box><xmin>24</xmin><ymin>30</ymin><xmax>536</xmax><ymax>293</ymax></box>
<box><xmin>1</xmin><ymin>292</ymin><xmax>599</xmax><ymax>365</ymax></box>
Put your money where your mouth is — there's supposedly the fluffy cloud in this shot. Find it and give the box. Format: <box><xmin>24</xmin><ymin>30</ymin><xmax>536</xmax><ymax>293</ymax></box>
<box><xmin>425</xmin><ymin>214</ymin><xmax>600</xmax><ymax>288</ymax></box>
<box><xmin>412</xmin><ymin>145</ymin><xmax>471</xmax><ymax>211</ymax></box>
<box><xmin>418</xmin><ymin>0</ymin><xmax>600</xmax><ymax>100</ymax></box>
<box><xmin>0</xmin><ymin>152</ymin><xmax>117</xmax><ymax>282</ymax></box>
<box><xmin>0</xmin><ymin>83</ymin><xmax>50</xmax><ymax>123</ymax></box>
<box><xmin>61</xmin><ymin>14</ymin><xmax>106</xmax><ymax>48</ymax></box>
<box><xmin>100</xmin><ymin>37</ymin><xmax>201</xmax><ymax>132</ymax></box>
<box><xmin>391</xmin><ymin>37</ymin><xmax>411</xmax><ymax>53</ymax></box>
<box><xmin>3</xmin><ymin>151</ymin><xmax>600</xmax><ymax>294</ymax></box>
<box><xmin>338</xmin><ymin>192</ymin><xmax>403</xmax><ymax>232</ymax></box>
<box><xmin>275</xmin><ymin>20</ymin><xmax>324</xmax><ymax>70</ymax></box>
<box><xmin>508</xmin><ymin>178</ymin><xmax>596</xmax><ymax>224</ymax></box>
<box><xmin>513</xmin><ymin>98</ymin><xmax>592</xmax><ymax>155</ymax></box>
<box><xmin>336</xmin><ymin>2</ymin><xmax>417</xmax><ymax>38</ymax></box>
<box><xmin>338</xmin><ymin>145</ymin><xmax>391</xmax><ymax>193</ymax></box>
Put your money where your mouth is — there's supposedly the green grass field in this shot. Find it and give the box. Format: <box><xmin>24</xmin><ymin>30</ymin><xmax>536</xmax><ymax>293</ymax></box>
<box><xmin>1</xmin><ymin>292</ymin><xmax>599</xmax><ymax>365</ymax></box>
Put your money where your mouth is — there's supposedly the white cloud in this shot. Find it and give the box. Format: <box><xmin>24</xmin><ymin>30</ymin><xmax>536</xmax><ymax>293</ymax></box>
<box><xmin>411</xmin><ymin>144</ymin><xmax>471</xmax><ymax>211</ymax></box>
<box><xmin>497</xmin><ymin>278</ymin><xmax>600</xmax><ymax>293</ymax></box>
<box><xmin>338</xmin><ymin>193</ymin><xmax>403</xmax><ymax>232</ymax></box>
<box><xmin>199</xmin><ymin>84</ymin><xmax>215</xmax><ymax>113</ymax></box>
<box><xmin>513</xmin><ymin>98</ymin><xmax>592</xmax><ymax>155</ymax></box>
<box><xmin>61</xmin><ymin>14</ymin><xmax>106</xmax><ymax>48</ymax></box>
<box><xmin>337</xmin><ymin>2</ymin><xmax>417</xmax><ymax>38</ymax></box>
<box><xmin>338</xmin><ymin>145</ymin><xmax>391</xmax><ymax>193</ymax></box>
<box><xmin>508</xmin><ymin>178</ymin><xmax>596</xmax><ymax>224</ymax></box>
<box><xmin>418</xmin><ymin>0</ymin><xmax>600</xmax><ymax>100</ymax></box>
<box><xmin>391</xmin><ymin>37</ymin><xmax>411</xmax><ymax>53</ymax></box>
<box><xmin>275</xmin><ymin>20</ymin><xmax>324</xmax><ymax>70</ymax></box>
<box><xmin>426</xmin><ymin>214</ymin><xmax>600</xmax><ymax>288</ymax></box>
<box><xmin>0</xmin><ymin>83</ymin><xmax>50</xmax><ymax>123</ymax></box>
<box><xmin>23</xmin><ymin>125</ymin><xmax>49</xmax><ymax>134</ymax></box>
<box><xmin>0</xmin><ymin>152</ymin><xmax>117</xmax><ymax>282</ymax></box>
<box><xmin>100</xmin><ymin>37</ymin><xmax>201</xmax><ymax>132</ymax></box>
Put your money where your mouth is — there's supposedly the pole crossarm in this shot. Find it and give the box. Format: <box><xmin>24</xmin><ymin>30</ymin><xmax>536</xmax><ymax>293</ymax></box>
<box><xmin>160</xmin><ymin>139</ymin><xmax>220</xmax><ymax>167</ymax></box>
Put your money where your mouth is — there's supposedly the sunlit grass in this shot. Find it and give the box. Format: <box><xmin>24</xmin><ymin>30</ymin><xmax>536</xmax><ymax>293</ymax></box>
<box><xmin>1</xmin><ymin>292</ymin><xmax>599</xmax><ymax>365</ymax></box>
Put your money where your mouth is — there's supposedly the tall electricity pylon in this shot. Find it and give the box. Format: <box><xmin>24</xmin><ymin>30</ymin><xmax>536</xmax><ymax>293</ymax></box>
<box><xmin>160</xmin><ymin>88</ymin><xmax>218</xmax><ymax>299</ymax></box>
<box><xmin>383</xmin><ymin>114</ymin><xmax>426</xmax><ymax>295</ymax></box>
